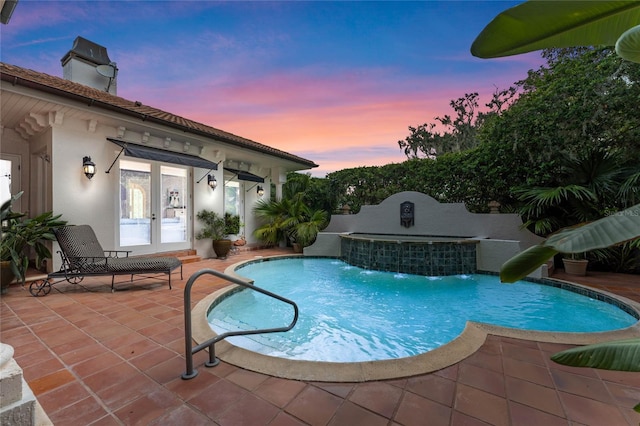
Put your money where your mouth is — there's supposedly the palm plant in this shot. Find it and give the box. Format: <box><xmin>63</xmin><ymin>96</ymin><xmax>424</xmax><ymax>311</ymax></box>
<box><xmin>517</xmin><ymin>148</ymin><xmax>637</xmax><ymax>236</ymax></box>
<box><xmin>253</xmin><ymin>193</ymin><xmax>327</xmax><ymax>248</ymax></box>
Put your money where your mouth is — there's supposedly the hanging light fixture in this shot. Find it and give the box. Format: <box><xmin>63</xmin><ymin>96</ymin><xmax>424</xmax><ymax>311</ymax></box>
<box><xmin>82</xmin><ymin>156</ymin><xmax>96</xmax><ymax>179</ymax></box>
<box><xmin>256</xmin><ymin>185</ymin><xmax>264</xmax><ymax>197</ymax></box>
<box><xmin>207</xmin><ymin>174</ymin><xmax>217</xmax><ymax>190</ymax></box>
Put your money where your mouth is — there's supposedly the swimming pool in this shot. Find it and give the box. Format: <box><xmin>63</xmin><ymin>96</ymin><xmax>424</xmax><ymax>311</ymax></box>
<box><xmin>206</xmin><ymin>258</ymin><xmax>638</xmax><ymax>365</ymax></box>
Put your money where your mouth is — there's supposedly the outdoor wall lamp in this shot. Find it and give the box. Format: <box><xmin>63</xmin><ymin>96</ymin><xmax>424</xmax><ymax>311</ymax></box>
<box><xmin>256</xmin><ymin>185</ymin><xmax>264</xmax><ymax>197</ymax></box>
<box><xmin>83</xmin><ymin>156</ymin><xmax>96</xmax><ymax>179</ymax></box>
<box><xmin>207</xmin><ymin>174</ymin><xmax>217</xmax><ymax>190</ymax></box>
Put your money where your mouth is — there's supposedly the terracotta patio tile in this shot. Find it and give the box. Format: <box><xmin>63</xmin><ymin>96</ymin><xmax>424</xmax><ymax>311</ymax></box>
<box><xmin>102</xmin><ymin>331</ymin><xmax>147</xmax><ymax>353</ymax></box>
<box><xmin>49</xmin><ymin>334</ymin><xmax>97</xmax><ymax>356</ymax></box>
<box><xmin>349</xmin><ymin>381</ymin><xmax>403</xmax><ymax>418</ymax></box>
<box><xmin>559</xmin><ymin>391</ymin><xmax>630</xmax><ymax>425</ymax></box>
<box><xmin>188</xmin><ymin>379</ymin><xmax>249</xmax><ymax>417</ymax></box>
<box><xmin>152</xmin><ymin>307</ymin><xmax>181</xmax><ymax>321</ymax></box>
<box><xmin>597</xmin><ymin>369</ymin><xmax>640</xmax><ymax>387</ymax></box>
<box><xmin>405</xmin><ymin>373</ymin><xmax>456</xmax><ymax>406</ymax></box>
<box><xmin>285</xmin><ymin>384</ymin><xmax>343</xmax><ymax>425</ymax></box>
<box><xmin>205</xmin><ymin>359</ymin><xmax>240</xmax><ymax>379</ymax></box>
<box><xmin>551</xmin><ymin>369</ymin><xmax>613</xmax><ymax>403</ymax></box>
<box><xmin>457</xmin><ymin>363</ymin><xmax>505</xmax><ymax>397</ymax></box>
<box><xmin>329</xmin><ymin>400</ymin><xmax>389</xmax><ymax>425</ymax></box>
<box><xmin>147</xmin><ymin>404</ymin><xmax>212</xmax><ymax>425</ymax></box>
<box><xmin>129</xmin><ymin>344</ymin><xmax>177</xmax><ymax>370</ymax></box>
<box><xmin>501</xmin><ymin>341</ymin><xmax>546</xmax><ymax>366</ymax></box>
<box><xmin>138</xmin><ymin>321</ymin><xmax>174</xmax><ymax>337</ymax></box>
<box><xmin>83</xmin><ymin>361</ymin><xmax>140</xmax><ymax>394</ymax></box>
<box><xmin>477</xmin><ymin>335</ymin><xmax>501</xmax><ymax>355</ymax></box>
<box><xmin>36</xmin><ymin>381</ymin><xmax>91</xmax><ymax>414</ymax></box>
<box><xmin>57</xmin><ymin>343</ymin><xmax>106</xmax><ymax>366</ymax></box>
<box><xmin>605</xmin><ymin>381</ymin><xmax>640</xmax><ymax>409</ymax></box>
<box><xmin>269</xmin><ymin>411</ymin><xmax>307</xmax><ymax>426</ymax></box>
<box><xmin>165</xmin><ymin>372</ymin><xmax>221</xmax><ymax>401</ymax></box>
<box><xmin>253</xmin><ymin>376</ymin><xmax>307</xmax><ymax>408</ymax></box>
<box><xmin>450</xmin><ymin>410</ymin><xmax>495</xmax><ymax>425</ymax></box>
<box><xmin>12</xmin><ymin>340</ymin><xmax>49</xmax><ymax>361</ymax></box>
<box><xmin>149</xmin><ymin>326</ymin><xmax>184</xmax><ymax>345</ymax></box>
<box><xmin>83</xmin><ymin>322</ymin><xmax>132</xmax><ymax>341</ymax></box>
<box><xmin>96</xmin><ymin>374</ymin><xmax>163</xmax><ymax>411</ymax></box>
<box><xmin>144</xmin><ymin>355</ymin><xmax>185</xmax><ymax>385</ymax></box>
<box><xmin>216</xmin><ymin>393</ymin><xmax>280</xmax><ymax>425</ymax></box>
<box><xmin>21</xmin><ymin>355</ymin><xmax>66</xmax><ymax>382</ymax></box>
<box><xmin>503</xmin><ymin>357</ymin><xmax>554</xmax><ymax>387</ymax></box>
<box><xmin>113</xmin><ymin>386</ymin><xmax>182</xmax><ymax>425</ymax></box>
<box><xmin>461</xmin><ymin>349</ymin><xmax>503</xmax><ymax>373</ymax></box>
<box><xmin>454</xmin><ymin>383</ymin><xmax>509</xmax><ymax>426</ymax></box>
<box><xmin>71</xmin><ymin>350</ymin><xmax>123</xmax><ymax>378</ymax></box>
<box><xmin>87</xmin><ymin>414</ymin><xmax>122</xmax><ymax>426</ymax></box>
<box><xmin>47</xmin><ymin>395</ymin><xmax>109</xmax><ymax>426</ymax></box>
<box><xmin>508</xmin><ymin>401</ymin><xmax>569</xmax><ymax>426</ymax></box>
<box><xmin>111</xmin><ymin>335</ymin><xmax>162</xmax><ymax>360</ymax></box>
<box><xmin>313</xmin><ymin>382</ymin><xmax>355</xmax><ymax>398</ymax></box>
<box><xmin>395</xmin><ymin>391</ymin><xmax>451</xmax><ymax>426</ymax></box>
<box><xmin>505</xmin><ymin>376</ymin><xmax>564</xmax><ymax>417</ymax></box>
<box><xmin>226</xmin><ymin>367</ymin><xmax>270</xmax><ymax>390</ymax></box>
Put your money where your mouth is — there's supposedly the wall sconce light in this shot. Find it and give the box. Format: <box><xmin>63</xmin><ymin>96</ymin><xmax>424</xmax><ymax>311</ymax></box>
<box><xmin>256</xmin><ymin>185</ymin><xmax>264</xmax><ymax>197</ymax></box>
<box><xmin>82</xmin><ymin>156</ymin><xmax>96</xmax><ymax>179</ymax></box>
<box><xmin>207</xmin><ymin>174</ymin><xmax>217</xmax><ymax>190</ymax></box>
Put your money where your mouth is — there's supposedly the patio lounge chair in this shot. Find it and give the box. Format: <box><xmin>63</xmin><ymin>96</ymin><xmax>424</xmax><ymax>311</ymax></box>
<box><xmin>27</xmin><ymin>224</ymin><xmax>182</xmax><ymax>296</ymax></box>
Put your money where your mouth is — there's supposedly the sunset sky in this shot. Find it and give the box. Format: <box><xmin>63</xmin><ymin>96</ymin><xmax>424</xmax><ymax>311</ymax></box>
<box><xmin>1</xmin><ymin>1</ymin><xmax>544</xmax><ymax>176</ymax></box>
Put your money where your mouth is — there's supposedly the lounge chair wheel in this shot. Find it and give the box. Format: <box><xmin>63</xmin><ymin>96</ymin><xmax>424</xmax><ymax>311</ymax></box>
<box><xmin>65</xmin><ymin>276</ymin><xmax>84</xmax><ymax>284</ymax></box>
<box><xmin>29</xmin><ymin>280</ymin><xmax>51</xmax><ymax>297</ymax></box>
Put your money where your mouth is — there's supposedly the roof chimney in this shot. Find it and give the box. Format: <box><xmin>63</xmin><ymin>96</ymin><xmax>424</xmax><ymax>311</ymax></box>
<box><xmin>61</xmin><ymin>36</ymin><xmax>118</xmax><ymax>95</ymax></box>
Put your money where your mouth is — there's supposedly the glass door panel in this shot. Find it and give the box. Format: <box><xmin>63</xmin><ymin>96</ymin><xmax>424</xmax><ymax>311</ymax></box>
<box><xmin>161</xmin><ymin>165</ymin><xmax>188</xmax><ymax>243</ymax></box>
<box><xmin>119</xmin><ymin>160</ymin><xmax>151</xmax><ymax>247</ymax></box>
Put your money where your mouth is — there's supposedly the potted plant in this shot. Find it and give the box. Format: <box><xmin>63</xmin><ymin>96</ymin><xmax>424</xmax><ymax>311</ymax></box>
<box><xmin>1</xmin><ymin>192</ymin><xmax>67</xmax><ymax>293</ymax></box>
<box><xmin>562</xmin><ymin>252</ymin><xmax>589</xmax><ymax>276</ymax></box>
<box><xmin>195</xmin><ymin>210</ymin><xmax>240</xmax><ymax>259</ymax></box>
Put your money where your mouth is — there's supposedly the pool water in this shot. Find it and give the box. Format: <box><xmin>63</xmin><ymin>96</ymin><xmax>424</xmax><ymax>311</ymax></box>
<box><xmin>208</xmin><ymin>258</ymin><xmax>637</xmax><ymax>362</ymax></box>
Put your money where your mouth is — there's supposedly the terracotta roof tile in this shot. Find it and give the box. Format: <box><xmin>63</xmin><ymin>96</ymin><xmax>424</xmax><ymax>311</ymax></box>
<box><xmin>0</xmin><ymin>62</ymin><xmax>317</xmax><ymax>168</ymax></box>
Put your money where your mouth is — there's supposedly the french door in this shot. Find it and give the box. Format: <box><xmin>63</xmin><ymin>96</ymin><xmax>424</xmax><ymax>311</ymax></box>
<box><xmin>118</xmin><ymin>159</ymin><xmax>190</xmax><ymax>254</ymax></box>
<box><xmin>0</xmin><ymin>154</ymin><xmax>21</xmax><ymax>211</ymax></box>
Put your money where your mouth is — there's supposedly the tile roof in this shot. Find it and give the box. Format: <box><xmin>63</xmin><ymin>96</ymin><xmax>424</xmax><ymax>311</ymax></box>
<box><xmin>0</xmin><ymin>62</ymin><xmax>317</xmax><ymax>168</ymax></box>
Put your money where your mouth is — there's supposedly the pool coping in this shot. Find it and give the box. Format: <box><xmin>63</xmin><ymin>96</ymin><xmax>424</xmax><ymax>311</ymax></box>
<box><xmin>190</xmin><ymin>255</ymin><xmax>640</xmax><ymax>382</ymax></box>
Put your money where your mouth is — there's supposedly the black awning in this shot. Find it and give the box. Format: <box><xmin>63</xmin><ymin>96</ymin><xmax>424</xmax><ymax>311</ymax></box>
<box><xmin>107</xmin><ymin>138</ymin><xmax>218</xmax><ymax>170</ymax></box>
<box><xmin>224</xmin><ymin>167</ymin><xmax>265</xmax><ymax>183</ymax></box>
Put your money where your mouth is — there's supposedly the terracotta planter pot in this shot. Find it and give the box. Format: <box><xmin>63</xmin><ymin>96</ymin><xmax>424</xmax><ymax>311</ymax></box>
<box><xmin>563</xmin><ymin>258</ymin><xmax>588</xmax><ymax>276</ymax></box>
<box><xmin>212</xmin><ymin>240</ymin><xmax>232</xmax><ymax>259</ymax></box>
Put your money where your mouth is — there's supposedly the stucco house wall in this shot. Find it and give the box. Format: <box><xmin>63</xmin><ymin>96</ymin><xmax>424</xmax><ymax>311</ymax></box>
<box><xmin>1</xmin><ymin>37</ymin><xmax>317</xmax><ymax>271</ymax></box>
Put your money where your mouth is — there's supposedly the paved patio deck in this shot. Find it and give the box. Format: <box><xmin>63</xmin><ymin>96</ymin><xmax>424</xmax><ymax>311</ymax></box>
<box><xmin>1</xmin><ymin>248</ymin><xmax>639</xmax><ymax>425</ymax></box>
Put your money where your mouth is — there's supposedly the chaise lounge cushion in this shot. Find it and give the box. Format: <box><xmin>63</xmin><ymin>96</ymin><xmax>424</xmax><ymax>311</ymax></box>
<box><xmin>54</xmin><ymin>225</ymin><xmax>181</xmax><ymax>275</ymax></box>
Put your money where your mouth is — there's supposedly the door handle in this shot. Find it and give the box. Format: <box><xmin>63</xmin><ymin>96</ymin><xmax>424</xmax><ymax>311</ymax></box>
<box><xmin>151</xmin><ymin>213</ymin><xmax>156</xmax><ymax>221</ymax></box>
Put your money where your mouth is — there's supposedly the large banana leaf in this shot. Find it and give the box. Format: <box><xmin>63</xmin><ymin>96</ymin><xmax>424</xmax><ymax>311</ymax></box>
<box><xmin>471</xmin><ymin>1</ymin><xmax>640</xmax><ymax>62</ymax></box>
<box><xmin>500</xmin><ymin>204</ymin><xmax>640</xmax><ymax>282</ymax></box>
<box><xmin>551</xmin><ymin>338</ymin><xmax>640</xmax><ymax>372</ymax></box>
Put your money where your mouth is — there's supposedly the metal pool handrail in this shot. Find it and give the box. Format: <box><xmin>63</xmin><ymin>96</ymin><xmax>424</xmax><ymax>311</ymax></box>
<box><xmin>182</xmin><ymin>268</ymin><xmax>299</xmax><ymax>380</ymax></box>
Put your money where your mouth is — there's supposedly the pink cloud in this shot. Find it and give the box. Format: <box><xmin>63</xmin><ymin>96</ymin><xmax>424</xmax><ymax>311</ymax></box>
<box><xmin>116</xmin><ymin>52</ymin><xmax>541</xmax><ymax>177</ymax></box>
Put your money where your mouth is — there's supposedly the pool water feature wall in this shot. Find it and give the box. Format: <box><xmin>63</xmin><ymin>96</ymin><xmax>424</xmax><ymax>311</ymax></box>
<box><xmin>306</xmin><ymin>191</ymin><xmax>548</xmax><ymax>277</ymax></box>
<box><xmin>340</xmin><ymin>234</ymin><xmax>478</xmax><ymax>275</ymax></box>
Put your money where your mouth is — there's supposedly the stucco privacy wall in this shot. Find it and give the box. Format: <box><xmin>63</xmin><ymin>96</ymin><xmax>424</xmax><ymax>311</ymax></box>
<box><xmin>305</xmin><ymin>191</ymin><xmax>547</xmax><ymax>277</ymax></box>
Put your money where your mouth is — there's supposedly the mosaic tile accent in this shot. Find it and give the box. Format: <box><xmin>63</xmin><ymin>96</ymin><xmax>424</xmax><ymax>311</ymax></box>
<box><xmin>340</xmin><ymin>236</ymin><xmax>477</xmax><ymax>276</ymax></box>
